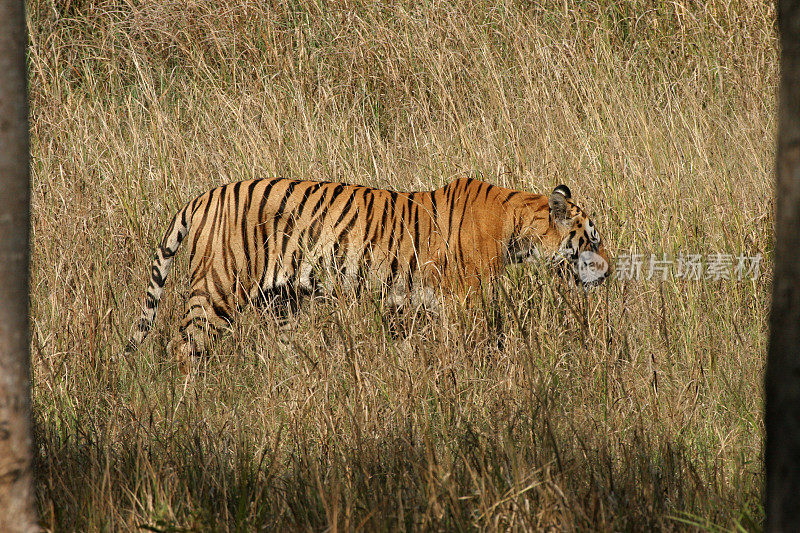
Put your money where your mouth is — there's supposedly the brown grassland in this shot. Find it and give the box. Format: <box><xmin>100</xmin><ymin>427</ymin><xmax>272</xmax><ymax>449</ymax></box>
<box><xmin>28</xmin><ymin>0</ymin><xmax>774</xmax><ymax>530</ymax></box>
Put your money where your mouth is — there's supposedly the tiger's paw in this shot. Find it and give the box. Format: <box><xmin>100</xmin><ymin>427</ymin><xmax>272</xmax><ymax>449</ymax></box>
<box><xmin>167</xmin><ymin>336</ymin><xmax>204</xmax><ymax>374</ymax></box>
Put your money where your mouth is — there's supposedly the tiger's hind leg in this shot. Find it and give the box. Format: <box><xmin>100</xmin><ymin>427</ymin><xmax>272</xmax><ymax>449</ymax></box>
<box><xmin>254</xmin><ymin>282</ymin><xmax>311</xmax><ymax>345</ymax></box>
<box><xmin>167</xmin><ymin>288</ymin><xmax>233</xmax><ymax>373</ymax></box>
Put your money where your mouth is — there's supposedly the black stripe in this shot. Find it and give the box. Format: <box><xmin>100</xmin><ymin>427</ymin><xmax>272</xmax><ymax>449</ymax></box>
<box><xmin>268</xmin><ymin>181</ymin><xmax>299</xmax><ymax>284</ymax></box>
<box><xmin>501</xmin><ymin>191</ymin><xmax>520</xmax><ymax>205</ymax></box>
<box><xmin>328</xmin><ymin>184</ymin><xmax>345</xmax><ymax>206</ymax></box>
<box><xmin>378</xmin><ymin>195</ymin><xmax>390</xmax><ymax>239</ymax></box>
<box><xmin>188</xmin><ymin>288</ymin><xmax>212</xmax><ymax>300</ymax></box>
<box><xmin>295</xmin><ymin>182</ymin><xmax>322</xmax><ymax>219</ymax></box>
<box><xmin>279</xmin><ymin>214</ymin><xmax>296</xmax><ymax>271</ymax></box>
<box><xmin>412</xmin><ymin>201</ymin><xmax>420</xmax><ymax>256</ymax></box>
<box><xmin>220</xmin><ymin>187</ymin><xmax>234</xmax><ymax>276</ymax></box>
<box><xmin>473</xmin><ymin>181</ymin><xmax>484</xmax><ymax>200</ymax></box>
<box><xmin>186</xmin><ymin>303</ymin><xmax>208</xmax><ymax>315</ymax></box>
<box><xmin>455</xmin><ymin>189</ymin><xmax>471</xmax><ymax>269</ymax></box>
<box><xmin>274</xmin><ymin>180</ymin><xmax>299</xmax><ymax>220</ymax></box>
<box><xmin>305</xmin><ymin>185</ymin><xmax>338</xmax><ymax>249</ymax></box>
<box><xmin>203</xmin><ymin>185</ymin><xmax>229</xmax><ymax>266</ymax></box>
<box><xmin>430</xmin><ymin>190</ymin><xmax>439</xmax><ymax>229</ymax></box>
<box><xmin>241</xmin><ymin>181</ymin><xmax>258</xmax><ymax>273</ymax></box>
<box><xmin>386</xmin><ymin>195</ymin><xmax>400</xmax><ymax>257</ymax></box>
<box><xmin>171</xmin><ymin>206</ymin><xmax>186</xmax><ymax>247</ymax></box>
<box><xmin>332</xmin><ymin>191</ymin><xmax>363</xmax><ymax>268</ymax></box>
<box><xmin>254</xmin><ymin>179</ymin><xmax>281</xmax><ymax>288</ymax></box>
<box><xmin>151</xmin><ymin>265</ymin><xmax>165</xmax><ymax>287</ymax></box>
<box><xmin>209</xmin><ymin>266</ymin><xmax>227</xmax><ymax>296</ymax></box>
<box><xmin>160</xmin><ymin>244</ymin><xmax>176</xmax><ymax>259</ymax></box>
<box><xmin>332</xmin><ymin>189</ymin><xmax>358</xmax><ymax>228</ymax></box>
<box><xmin>212</xmin><ymin>302</ymin><xmax>232</xmax><ymax>323</ymax></box>
<box><xmin>180</xmin><ymin>203</ymin><xmax>189</xmax><ymax>233</ymax></box>
<box><xmin>446</xmin><ymin>183</ymin><xmax>459</xmax><ymax>234</ymax></box>
<box><xmin>301</xmin><ymin>186</ymin><xmax>332</xmax><ymax>251</ymax></box>
<box><xmin>306</xmin><ymin>183</ymin><xmax>344</xmax><ymax>247</ymax></box>
<box><xmin>179</xmin><ymin>316</ymin><xmax>223</xmax><ymax>333</ymax></box>
<box><xmin>257</xmin><ymin>178</ymin><xmax>281</xmax><ymax>222</ymax></box>
<box><xmin>482</xmin><ymin>182</ymin><xmax>494</xmax><ymax>201</ymax></box>
<box><xmin>287</xmin><ymin>182</ymin><xmax>325</xmax><ymax>267</ymax></box>
<box><xmin>364</xmin><ymin>190</ymin><xmax>375</xmax><ymax>230</ymax></box>
<box><xmin>307</xmin><ymin>184</ymin><xmax>331</xmax><ymax>220</ymax></box>
<box><xmin>259</xmin><ymin>217</ymin><xmax>273</xmax><ymax>290</ymax></box>
<box><xmin>394</xmin><ymin>198</ymin><xmax>408</xmax><ymax>261</ymax></box>
<box><xmin>160</xmin><ymin>213</ymin><xmax>179</xmax><ymax>250</ymax></box>
<box><xmin>335</xmin><ymin>204</ymin><xmax>360</xmax><ymax>246</ymax></box>
<box><xmin>365</xmin><ymin>193</ymin><xmax>383</xmax><ymax>246</ymax></box>
<box><xmin>188</xmin><ymin>188</ymin><xmax>219</xmax><ymax>261</ymax></box>
<box><xmin>232</xmin><ymin>181</ymin><xmax>243</xmax><ymax>219</ymax></box>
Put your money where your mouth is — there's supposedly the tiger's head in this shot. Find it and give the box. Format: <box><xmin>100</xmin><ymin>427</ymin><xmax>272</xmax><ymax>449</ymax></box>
<box><xmin>508</xmin><ymin>184</ymin><xmax>611</xmax><ymax>286</ymax></box>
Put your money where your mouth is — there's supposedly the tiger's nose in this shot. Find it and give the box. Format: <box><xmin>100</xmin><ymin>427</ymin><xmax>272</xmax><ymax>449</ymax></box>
<box><xmin>577</xmin><ymin>250</ymin><xmax>611</xmax><ymax>285</ymax></box>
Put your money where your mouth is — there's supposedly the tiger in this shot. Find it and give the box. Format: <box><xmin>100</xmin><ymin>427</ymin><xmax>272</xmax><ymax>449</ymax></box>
<box><xmin>124</xmin><ymin>177</ymin><xmax>610</xmax><ymax>368</ymax></box>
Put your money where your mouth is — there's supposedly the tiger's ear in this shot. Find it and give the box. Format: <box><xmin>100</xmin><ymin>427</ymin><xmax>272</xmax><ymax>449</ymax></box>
<box><xmin>549</xmin><ymin>188</ymin><xmax>571</xmax><ymax>223</ymax></box>
<box><xmin>552</xmin><ymin>184</ymin><xmax>571</xmax><ymax>199</ymax></box>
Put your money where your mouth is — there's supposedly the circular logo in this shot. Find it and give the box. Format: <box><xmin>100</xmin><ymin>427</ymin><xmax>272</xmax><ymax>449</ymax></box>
<box><xmin>577</xmin><ymin>251</ymin><xmax>609</xmax><ymax>284</ymax></box>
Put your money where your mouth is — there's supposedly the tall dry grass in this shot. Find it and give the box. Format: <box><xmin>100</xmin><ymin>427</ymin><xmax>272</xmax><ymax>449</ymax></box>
<box><xmin>28</xmin><ymin>0</ymin><xmax>774</xmax><ymax>530</ymax></box>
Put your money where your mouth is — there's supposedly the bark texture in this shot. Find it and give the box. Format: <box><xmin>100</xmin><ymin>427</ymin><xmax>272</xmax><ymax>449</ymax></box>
<box><xmin>767</xmin><ymin>1</ymin><xmax>800</xmax><ymax>531</ymax></box>
<box><xmin>0</xmin><ymin>0</ymin><xmax>37</xmax><ymax>530</ymax></box>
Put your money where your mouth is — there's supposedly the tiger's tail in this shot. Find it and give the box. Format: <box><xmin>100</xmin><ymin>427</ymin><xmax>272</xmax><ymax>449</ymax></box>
<box><xmin>123</xmin><ymin>201</ymin><xmax>193</xmax><ymax>355</ymax></box>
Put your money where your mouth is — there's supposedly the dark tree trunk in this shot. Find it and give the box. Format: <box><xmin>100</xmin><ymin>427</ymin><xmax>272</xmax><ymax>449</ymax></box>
<box><xmin>0</xmin><ymin>0</ymin><xmax>37</xmax><ymax>530</ymax></box>
<box><xmin>767</xmin><ymin>1</ymin><xmax>800</xmax><ymax>530</ymax></box>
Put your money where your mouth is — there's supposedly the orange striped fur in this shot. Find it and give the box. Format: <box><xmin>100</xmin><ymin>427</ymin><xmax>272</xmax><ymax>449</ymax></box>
<box><xmin>125</xmin><ymin>177</ymin><xmax>609</xmax><ymax>368</ymax></box>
